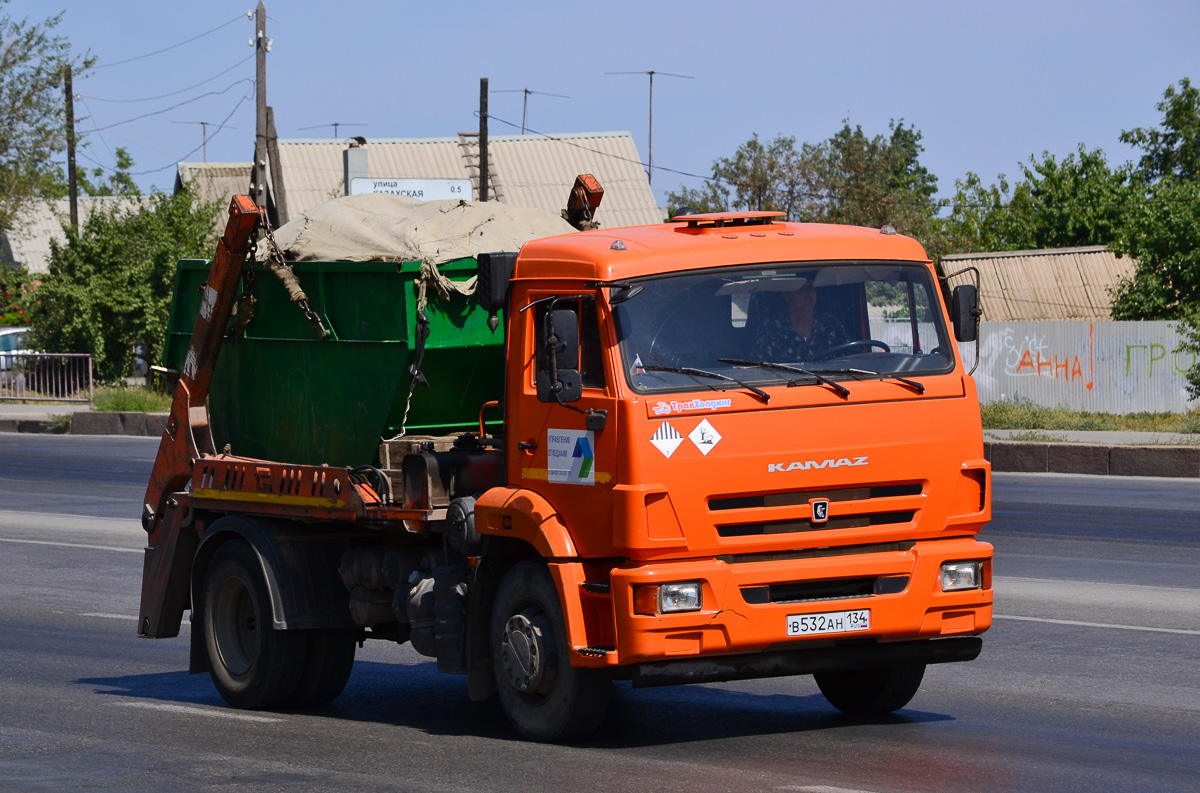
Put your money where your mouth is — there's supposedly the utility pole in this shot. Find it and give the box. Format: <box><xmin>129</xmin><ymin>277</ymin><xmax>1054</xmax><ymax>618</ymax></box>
<box><xmin>606</xmin><ymin>70</ymin><xmax>693</xmax><ymax>186</ymax></box>
<box><xmin>479</xmin><ymin>77</ymin><xmax>489</xmax><ymax>202</ymax></box>
<box><xmin>64</xmin><ymin>64</ymin><xmax>78</xmax><ymax>229</ymax></box>
<box><xmin>266</xmin><ymin>106</ymin><xmax>289</xmax><ymax>225</ymax></box>
<box><xmin>251</xmin><ymin>1</ymin><xmax>269</xmax><ymax>213</ymax></box>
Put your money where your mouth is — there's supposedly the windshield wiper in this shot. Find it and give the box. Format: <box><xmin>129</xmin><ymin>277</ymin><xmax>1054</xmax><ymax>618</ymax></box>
<box><xmin>718</xmin><ymin>358</ymin><xmax>850</xmax><ymax>399</ymax></box>
<box><xmin>817</xmin><ymin>367</ymin><xmax>926</xmax><ymax>395</ymax></box>
<box><xmin>641</xmin><ymin>364</ymin><xmax>770</xmax><ymax>403</ymax></box>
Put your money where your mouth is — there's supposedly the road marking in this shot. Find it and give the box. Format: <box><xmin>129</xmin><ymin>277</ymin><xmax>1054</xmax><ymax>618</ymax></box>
<box><xmin>0</xmin><ymin>537</ymin><xmax>141</xmax><ymax>554</ymax></box>
<box><xmin>778</xmin><ymin>787</ymin><xmax>879</xmax><ymax>793</ymax></box>
<box><xmin>82</xmin><ymin>612</ymin><xmax>190</xmax><ymax>624</ymax></box>
<box><xmin>116</xmin><ymin>701</ymin><xmax>282</xmax><ymax>723</ymax></box>
<box><xmin>994</xmin><ymin>614</ymin><xmax>1200</xmax><ymax>636</ymax></box>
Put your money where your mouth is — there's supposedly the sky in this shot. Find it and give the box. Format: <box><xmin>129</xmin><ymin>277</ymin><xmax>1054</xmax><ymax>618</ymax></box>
<box><xmin>11</xmin><ymin>0</ymin><xmax>1200</xmax><ymax>208</ymax></box>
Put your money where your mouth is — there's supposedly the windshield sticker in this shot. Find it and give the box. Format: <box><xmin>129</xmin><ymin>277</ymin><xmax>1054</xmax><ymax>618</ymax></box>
<box><xmin>651</xmin><ymin>397</ymin><xmax>733</xmax><ymax>416</ymax></box>
<box><xmin>650</xmin><ymin>421</ymin><xmax>684</xmax><ymax>458</ymax></box>
<box><xmin>689</xmin><ymin>419</ymin><xmax>722</xmax><ymax>456</ymax></box>
<box><xmin>547</xmin><ymin>429</ymin><xmax>595</xmax><ymax>485</ymax></box>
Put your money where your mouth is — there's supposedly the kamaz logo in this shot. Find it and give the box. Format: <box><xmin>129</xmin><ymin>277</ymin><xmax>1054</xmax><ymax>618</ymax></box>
<box><xmin>768</xmin><ymin>456</ymin><xmax>869</xmax><ymax>473</ymax></box>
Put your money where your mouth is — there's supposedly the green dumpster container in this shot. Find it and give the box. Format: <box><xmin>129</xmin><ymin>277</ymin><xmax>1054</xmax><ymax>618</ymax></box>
<box><xmin>163</xmin><ymin>256</ymin><xmax>503</xmax><ymax>467</ymax></box>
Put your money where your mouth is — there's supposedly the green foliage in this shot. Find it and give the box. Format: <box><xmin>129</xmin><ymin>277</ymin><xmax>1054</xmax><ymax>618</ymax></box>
<box><xmin>980</xmin><ymin>396</ymin><xmax>1200</xmax><ymax>433</ymax></box>
<box><xmin>943</xmin><ymin>145</ymin><xmax>1135</xmax><ymax>254</ymax></box>
<box><xmin>0</xmin><ymin>260</ymin><xmax>35</xmax><ymax>325</ymax></box>
<box><xmin>0</xmin><ymin>1</ymin><xmax>91</xmax><ymax>233</ymax></box>
<box><xmin>27</xmin><ymin>183</ymin><xmax>219</xmax><ymax>381</ymax></box>
<box><xmin>1119</xmin><ymin>78</ymin><xmax>1200</xmax><ymax>183</ymax></box>
<box><xmin>666</xmin><ymin>133</ymin><xmax>805</xmax><ymax>216</ymax></box>
<box><xmin>78</xmin><ymin>147</ymin><xmax>140</xmax><ymax>197</ymax></box>
<box><xmin>666</xmin><ymin>121</ymin><xmax>944</xmax><ymax>251</ymax></box>
<box><xmin>93</xmin><ymin>384</ymin><xmax>171</xmax><ymax>413</ymax></box>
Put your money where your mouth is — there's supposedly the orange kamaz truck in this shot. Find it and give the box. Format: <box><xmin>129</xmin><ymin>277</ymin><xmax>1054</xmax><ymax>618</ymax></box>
<box><xmin>139</xmin><ymin>189</ymin><xmax>991</xmax><ymax>742</ymax></box>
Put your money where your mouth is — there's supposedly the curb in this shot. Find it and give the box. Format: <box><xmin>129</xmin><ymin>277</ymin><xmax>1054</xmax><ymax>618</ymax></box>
<box><xmin>984</xmin><ymin>440</ymin><xmax>1200</xmax><ymax>478</ymax></box>
<box><xmin>0</xmin><ymin>412</ymin><xmax>168</xmax><ymax>438</ymax></box>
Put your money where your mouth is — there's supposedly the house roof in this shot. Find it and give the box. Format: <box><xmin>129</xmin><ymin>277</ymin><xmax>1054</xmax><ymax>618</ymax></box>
<box><xmin>268</xmin><ymin>131</ymin><xmax>663</xmax><ymax>228</ymax></box>
<box><xmin>941</xmin><ymin>245</ymin><xmax>1134</xmax><ymax>322</ymax></box>
<box><xmin>0</xmin><ymin>197</ymin><xmax>145</xmax><ymax>275</ymax></box>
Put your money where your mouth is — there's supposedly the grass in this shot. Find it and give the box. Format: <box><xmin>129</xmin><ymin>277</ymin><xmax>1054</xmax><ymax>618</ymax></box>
<box><xmin>981</xmin><ymin>396</ymin><xmax>1200</xmax><ymax>434</ymax></box>
<box><xmin>93</xmin><ymin>385</ymin><xmax>172</xmax><ymax>413</ymax></box>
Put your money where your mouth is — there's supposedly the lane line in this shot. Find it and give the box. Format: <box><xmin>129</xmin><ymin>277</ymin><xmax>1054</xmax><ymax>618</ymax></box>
<box><xmin>995</xmin><ymin>614</ymin><xmax>1200</xmax><ymax>636</ymax></box>
<box><xmin>115</xmin><ymin>701</ymin><xmax>282</xmax><ymax>723</ymax></box>
<box><xmin>82</xmin><ymin>612</ymin><xmax>190</xmax><ymax>624</ymax></box>
<box><xmin>0</xmin><ymin>537</ymin><xmax>141</xmax><ymax>554</ymax></box>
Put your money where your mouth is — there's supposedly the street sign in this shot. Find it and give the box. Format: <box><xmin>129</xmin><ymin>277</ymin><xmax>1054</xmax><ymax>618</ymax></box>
<box><xmin>349</xmin><ymin>177</ymin><xmax>472</xmax><ymax>201</ymax></box>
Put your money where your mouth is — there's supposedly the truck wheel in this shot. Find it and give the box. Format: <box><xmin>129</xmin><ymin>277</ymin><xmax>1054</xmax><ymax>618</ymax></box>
<box><xmin>491</xmin><ymin>561</ymin><xmax>611</xmax><ymax>742</ymax></box>
<box><xmin>202</xmin><ymin>540</ymin><xmax>308</xmax><ymax>710</ymax></box>
<box><xmin>292</xmin><ymin>629</ymin><xmax>357</xmax><ymax>706</ymax></box>
<box><xmin>814</xmin><ymin>663</ymin><xmax>926</xmax><ymax>715</ymax></box>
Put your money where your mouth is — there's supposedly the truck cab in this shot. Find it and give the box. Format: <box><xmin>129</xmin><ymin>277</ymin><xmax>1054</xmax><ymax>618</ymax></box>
<box><xmin>468</xmin><ymin>211</ymin><xmax>991</xmax><ymax>735</ymax></box>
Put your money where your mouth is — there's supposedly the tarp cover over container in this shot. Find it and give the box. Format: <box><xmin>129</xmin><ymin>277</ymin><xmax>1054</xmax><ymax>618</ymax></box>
<box><xmin>260</xmin><ymin>193</ymin><xmax>576</xmax><ymax>263</ymax></box>
<box><xmin>166</xmin><ymin>195</ymin><xmax>576</xmax><ymax>467</ymax></box>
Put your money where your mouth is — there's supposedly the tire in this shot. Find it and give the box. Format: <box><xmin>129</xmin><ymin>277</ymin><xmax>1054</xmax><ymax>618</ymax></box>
<box><xmin>292</xmin><ymin>629</ymin><xmax>357</xmax><ymax>706</ymax></box>
<box><xmin>814</xmin><ymin>663</ymin><xmax>926</xmax><ymax>716</ymax></box>
<box><xmin>201</xmin><ymin>540</ymin><xmax>308</xmax><ymax>710</ymax></box>
<box><xmin>491</xmin><ymin>561</ymin><xmax>611</xmax><ymax>742</ymax></box>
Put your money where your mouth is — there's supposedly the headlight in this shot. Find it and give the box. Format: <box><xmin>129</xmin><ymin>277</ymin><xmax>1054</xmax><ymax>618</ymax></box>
<box><xmin>940</xmin><ymin>561</ymin><xmax>982</xmax><ymax>592</ymax></box>
<box><xmin>658</xmin><ymin>582</ymin><xmax>702</xmax><ymax>613</ymax></box>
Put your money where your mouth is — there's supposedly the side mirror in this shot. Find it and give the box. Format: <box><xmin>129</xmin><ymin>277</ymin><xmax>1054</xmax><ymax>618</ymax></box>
<box><xmin>951</xmin><ymin>284</ymin><xmax>980</xmax><ymax>343</ymax></box>
<box><xmin>535</xmin><ymin>308</ymin><xmax>582</xmax><ymax>403</ymax></box>
<box><xmin>476</xmin><ymin>252</ymin><xmax>518</xmax><ymax>332</ymax></box>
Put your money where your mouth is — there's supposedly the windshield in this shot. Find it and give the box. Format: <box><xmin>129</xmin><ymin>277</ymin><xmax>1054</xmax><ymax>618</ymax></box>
<box><xmin>611</xmin><ymin>262</ymin><xmax>954</xmax><ymax>394</ymax></box>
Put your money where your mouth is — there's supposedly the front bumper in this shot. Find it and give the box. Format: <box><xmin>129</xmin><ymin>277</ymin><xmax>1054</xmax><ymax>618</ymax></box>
<box><xmin>606</xmin><ymin>536</ymin><xmax>992</xmax><ymax>665</ymax></box>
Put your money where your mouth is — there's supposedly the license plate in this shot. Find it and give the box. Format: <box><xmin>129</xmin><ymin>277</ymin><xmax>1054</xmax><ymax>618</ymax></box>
<box><xmin>786</xmin><ymin>608</ymin><xmax>870</xmax><ymax>637</ymax></box>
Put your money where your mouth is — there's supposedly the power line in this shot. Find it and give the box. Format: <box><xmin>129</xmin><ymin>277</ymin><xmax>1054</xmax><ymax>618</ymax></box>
<box><xmin>127</xmin><ymin>91</ymin><xmax>253</xmax><ymax>176</ymax></box>
<box><xmin>88</xmin><ymin>79</ymin><xmax>254</xmax><ymax>133</ymax></box>
<box><xmin>82</xmin><ymin>55</ymin><xmax>254</xmax><ymax>103</ymax></box>
<box><xmin>92</xmin><ymin>13</ymin><xmax>246</xmax><ymax>70</ymax></box>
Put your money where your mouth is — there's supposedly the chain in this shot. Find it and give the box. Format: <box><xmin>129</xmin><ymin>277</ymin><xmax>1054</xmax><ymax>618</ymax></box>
<box><xmin>259</xmin><ymin>215</ymin><xmax>329</xmax><ymax>340</ymax></box>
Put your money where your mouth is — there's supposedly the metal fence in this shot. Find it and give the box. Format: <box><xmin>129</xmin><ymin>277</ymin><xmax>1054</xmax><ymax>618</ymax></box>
<box><xmin>960</xmin><ymin>320</ymin><xmax>1197</xmax><ymax>414</ymax></box>
<box><xmin>0</xmin><ymin>352</ymin><xmax>94</xmax><ymax>406</ymax></box>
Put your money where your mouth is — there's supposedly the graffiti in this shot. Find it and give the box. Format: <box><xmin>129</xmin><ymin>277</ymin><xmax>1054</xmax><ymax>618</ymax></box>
<box><xmin>1124</xmin><ymin>343</ymin><xmax>1196</xmax><ymax>378</ymax></box>
<box><xmin>970</xmin><ymin>320</ymin><xmax>1198</xmax><ymax>414</ymax></box>
<box><xmin>1002</xmin><ymin>326</ymin><xmax>1093</xmax><ymax>388</ymax></box>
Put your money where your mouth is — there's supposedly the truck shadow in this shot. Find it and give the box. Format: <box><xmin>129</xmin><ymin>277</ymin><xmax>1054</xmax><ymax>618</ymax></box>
<box><xmin>79</xmin><ymin>659</ymin><xmax>954</xmax><ymax>747</ymax></box>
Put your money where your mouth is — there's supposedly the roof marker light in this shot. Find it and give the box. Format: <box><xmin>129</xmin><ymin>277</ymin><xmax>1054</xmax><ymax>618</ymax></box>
<box><xmin>610</xmin><ymin>240</ymin><xmax>627</xmax><ymax>251</ymax></box>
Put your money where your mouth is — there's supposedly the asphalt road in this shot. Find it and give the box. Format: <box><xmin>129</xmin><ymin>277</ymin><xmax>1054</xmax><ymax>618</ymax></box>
<box><xmin>0</xmin><ymin>434</ymin><xmax>1197</xmax><ymax>792</ymax></box>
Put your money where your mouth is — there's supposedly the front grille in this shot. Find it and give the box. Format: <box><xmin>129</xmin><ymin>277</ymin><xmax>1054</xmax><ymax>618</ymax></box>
<box><xmin>716</xmin><ymin>510</ymin><xmax>914</xmax><ymax>538</ymax></box>
<box><xmin>741</xmin><ymin>575</ymin><xmax>910</xmax><ymax>605</ymax></box>
<box><xmin>710</xmin><ymin>483</ymin><xmax>922</xmax><ymax>511</ymax></box>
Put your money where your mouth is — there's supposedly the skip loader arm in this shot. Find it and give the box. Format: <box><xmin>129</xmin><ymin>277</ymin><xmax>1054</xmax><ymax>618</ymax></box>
<box><xmin>138</xmin><ymin>195</ymin><xmax>264</xmax><ymax>638</ymax></box>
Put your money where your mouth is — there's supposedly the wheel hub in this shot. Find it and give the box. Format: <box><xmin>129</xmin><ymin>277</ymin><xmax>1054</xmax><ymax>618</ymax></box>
<box><xmin>500</xmin><ymin>610</ymin><xmax>556</xmax><ymax>694</ymax></box>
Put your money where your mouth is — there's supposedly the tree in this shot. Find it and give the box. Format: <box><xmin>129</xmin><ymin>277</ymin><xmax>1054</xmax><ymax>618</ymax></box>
<box><xmin>27</xmin><ymin>184</ymin><xmax>219</xmax><ymax>381</ymax></box>
<box><xmin>0</xmin><ymin>1</ymin><xmax>90</xmax><ymax>232</ymax></box>
<box><xmin>1119</xmin><ymin>77</ymin><xmax>1200</xmax><ymax>183</ymax></box>
<box><xmin>0</xmin><ymin>260</ymin><xmax>34</xmax><ymax>326</ymax></box>
<box><xmin>666</xmin><ymin>121</ymin><xmax>944</xmax><ymax>248</ymax></box>
<box><xmin>943</xmin><ymin>145</ymin><xmax>1135</xmax><ymax>254</ymax></box>
<box><xmin>78</xmin><ymin>147</ymin><xmax>140</xmax><ymax>197</ymax></box>
<box><xmin>666</xmin><ymin>133</ymin><xmax>805</xmax><ymax>217</ymax></box>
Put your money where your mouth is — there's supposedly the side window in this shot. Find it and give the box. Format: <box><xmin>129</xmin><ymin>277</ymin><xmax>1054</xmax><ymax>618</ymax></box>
<box><xmin>533</xmin><ymin>297</ymin><xmax>606</xmax><ymax>389</ymax></box>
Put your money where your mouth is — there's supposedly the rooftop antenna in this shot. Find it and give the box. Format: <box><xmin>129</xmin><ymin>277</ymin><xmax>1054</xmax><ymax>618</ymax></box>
<box><xmin>172</xmin><ymin>121</ymin><xmax>238</xmax><ymax>163</ymax></box>
<box><xmin>605</xmin><ymin>70</ymin><xmax>693</xmax><ymax>186</ymax></box>
<box><xmin>299</xmin><ymin>122</ymin><xmax>368</xmax><ymax>139</ymax></box>
<box><xmin>494</xmin><ymin>88</ymin><xmax>569</xmax><ymax>134</ymax></box>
